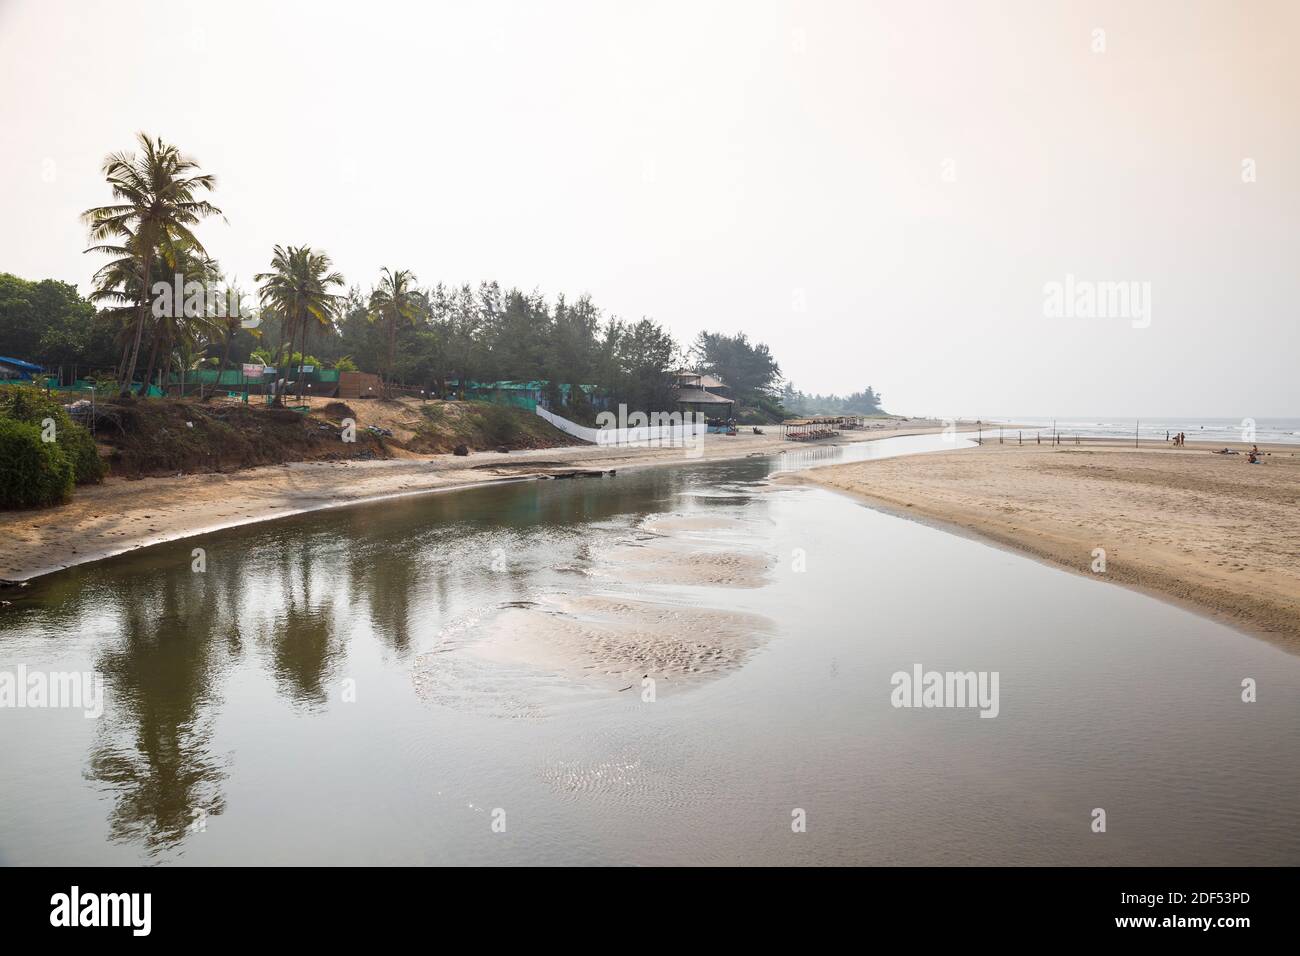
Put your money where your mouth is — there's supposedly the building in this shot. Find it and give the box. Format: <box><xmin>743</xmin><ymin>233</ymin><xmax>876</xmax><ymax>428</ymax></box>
<box><xmin>0</xmin><ymin>356</ymin><xmax>43</xmax><ymax>381</ymax></box>
<box><xmin>672</xmin><ymin>370</ymin><xmax>735</xmax><ymax>420</ymax></box>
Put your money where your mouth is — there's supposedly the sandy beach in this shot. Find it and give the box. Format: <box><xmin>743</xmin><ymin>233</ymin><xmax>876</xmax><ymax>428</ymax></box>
<box><xmin>0</xmin><ymin>420</ymin><xmax>953</xmax><ymax>583</ymax></box>
<box><xmin>787</xmin><ymin>438</ymin><xmax>1300</xmax><ymax>647</ymax></box>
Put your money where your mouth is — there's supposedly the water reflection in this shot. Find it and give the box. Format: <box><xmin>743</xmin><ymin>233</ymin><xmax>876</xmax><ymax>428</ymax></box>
<box><xmin>85</xmin><ymin>573</ymin><xmax>229</xmax><ymax>854</ymax></box>
<box><xmin>4</xmin><ymin>459</ymin><xmax>732</xmax><ymax>856</ymax></box>
<box><xmin>4</xmin><ymin>433</ymin><xmax>1294</xmax><ymax>864</ymax></box>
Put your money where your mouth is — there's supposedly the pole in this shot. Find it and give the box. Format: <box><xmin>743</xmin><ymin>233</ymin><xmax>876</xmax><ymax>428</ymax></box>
<box><xmin>1135</xmin><ymin>418</ymin><xmax>1140</xmax><ymax>448</ymax></box>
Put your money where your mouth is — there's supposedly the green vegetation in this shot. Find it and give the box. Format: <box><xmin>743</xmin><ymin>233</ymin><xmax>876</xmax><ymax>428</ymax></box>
<box><xmin>0</xmin><ymin>130</ymin><xmax>895</xmax><ymax>509</ymax></box>
<box><xmin>367</xmin><ymin>267</ymin><xmax>420</xmax><ymax>395</ymax></box>
<box><xmin>0</xmin><ymin>417</ymin><xmax>75</xmax><ymax>508</ymax></box>
<box><xmin>81</xmin><ymin>133</ymin><xmax>223</xmax><ymax>397</ymax></box>
<box><xmin>0</xmin><ymin>273</ymin><xmax>108</xmax><ymax>370</ymax></box>
<box><xmin>780</xmin><ymin>384</ymin><xmax>885</xmax><ymax>417</ymax></box>
<box><xmin>15</xmin><ymin>133</ymin><xmax>816</xmax><ymax>421</ymax></box>
<box><xmin>255</xmin><ymin>245</ymin><xmax>344</xmax><ymax>406</ymax></box>
<box><xmin>0</xmin><ymin>383</ymin><xmax>105</xmax><ymax>486</ymax></box>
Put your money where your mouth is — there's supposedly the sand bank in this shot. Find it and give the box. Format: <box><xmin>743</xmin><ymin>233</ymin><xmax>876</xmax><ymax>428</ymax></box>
<box><xmin>0</xmin><ymin>421</ymin><xmax>954</xmax><ymax>582</ymax></box>
<box><xmin>786</xmin><ymin>439</ymin><xmax>1300</xmax><ymax>647</ymax></box>
<box><xmin>416</xmin><ymin>503</ymin><xmax>778</xmax><ymax>697</ymax></box>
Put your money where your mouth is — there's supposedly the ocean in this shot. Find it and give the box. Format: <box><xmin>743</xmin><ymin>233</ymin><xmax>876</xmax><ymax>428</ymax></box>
<box><xmin>989</xmin><ymin>417</ymin><xmax>1300</xmax><ymax>445</ymax></box>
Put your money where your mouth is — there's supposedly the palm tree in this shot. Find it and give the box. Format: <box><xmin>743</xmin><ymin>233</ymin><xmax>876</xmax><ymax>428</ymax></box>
<box><xmin>87</xmin><ymin>228</ymin><xmax>149</xmax><ymax>383</ymax></box>
<box><xmin>255</xmin><ymin>246</ymin><xmax>343</xmax><ymax>406</ymax></box>
<box><xmin>82</xmin><ymin>133</ymin><xmax>222</xmax><ymax>397</ymax></box>
<box><xmin>202</xmin><ymin>280</ymin><xmax>257</xmax><ymax>401</ymax></box>
<box><xmin>138</xmin><ymin>249</ymin><xmax>221</xmax><ymax>395</ymax></box>
<box><xmin>368</xmin><ymin>268</ymin><xmax>420</xmax><ymax>396</ymax></box>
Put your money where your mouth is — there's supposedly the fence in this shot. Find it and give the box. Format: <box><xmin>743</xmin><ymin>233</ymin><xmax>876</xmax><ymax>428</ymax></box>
<box><xmin>535</xmin><ymin>405</ymin><xmax>707</xmax><ymax>447</ymax></box>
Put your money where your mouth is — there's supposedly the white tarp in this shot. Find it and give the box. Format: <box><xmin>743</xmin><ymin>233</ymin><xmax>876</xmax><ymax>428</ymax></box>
<box><xmin>535</xmin><ymin>405</ymin><xmax>707</xmax><ymax>447</ymax></box>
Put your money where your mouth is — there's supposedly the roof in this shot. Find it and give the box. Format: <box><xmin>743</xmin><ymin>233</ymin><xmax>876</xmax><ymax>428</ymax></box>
<box><xmin>675</xmin><ymin>387</ymin><xmax>734</xmax><ymax>405</ymax></box>
<box><xmin>673</xmin><ymin>370</ymin><xmax>727</xmax><ymax>389</ymax></box>
<box><xmin>0</xmin><ymin>356</ymin><xmax>43</xmax><ymax>372</ymax></box>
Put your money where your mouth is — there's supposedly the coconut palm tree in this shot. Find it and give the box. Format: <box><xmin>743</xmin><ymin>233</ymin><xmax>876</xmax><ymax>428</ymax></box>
<box><xmin>255</xmin><ymin>245</ymin><xmax>343</xmax><ymax>406</ymax></box>
<box><xmin>82</xmin><ymin>133</ymin><xmax>222</xmax><ymax>397</ymax></box>
<box><xmin>368</xmin><ymin>268</ymin><xmax>420</xmax><ymax>396</ymax></box>
<box><xmin>201</xmin><ymin>280</ymin><xmax>257</xmax><ymax>401</ymax></box>
<box><xmin>86</xmin><ymin>228</ymin><xmax>149</xmax><ymax>382</ymax></box>
<box><xmin>138</xmin><ymin>249</ymin><xmax>222</xmax><ymax>394</ymax></box>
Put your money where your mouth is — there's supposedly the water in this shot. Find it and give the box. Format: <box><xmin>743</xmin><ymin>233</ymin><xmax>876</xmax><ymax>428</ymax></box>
<box><xmin>1001</xmin><ymin>416</ymin><xmax>1300</xmax><ymax>445</ymax></box>
<box><xmin>1</xmin><ymin>434</ymin><xmax>1297</xmax><ymax>865</ymax></box>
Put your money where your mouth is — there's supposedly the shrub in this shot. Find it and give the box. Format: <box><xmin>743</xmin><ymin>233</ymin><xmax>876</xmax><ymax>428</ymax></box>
<box><xmin>0</xmin><ymin>417</ymin><xmax>75</xmax><ymax>508</ymax></box>
<box><xmin>0</xmin><ymin>383</ymin><xmax>105</xmax><ymax>484</ymax></box>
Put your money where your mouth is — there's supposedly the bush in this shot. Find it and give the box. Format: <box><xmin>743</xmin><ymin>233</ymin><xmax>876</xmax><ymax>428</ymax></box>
<box><xmin>0</xmin><ymin>417</ymin><xmax>75</xmax><ymax>508</ymax></box>
<box><xmin>0</xmin><ymin>383</ymin><xmax>105</xmax><ymax>484</ymax></box>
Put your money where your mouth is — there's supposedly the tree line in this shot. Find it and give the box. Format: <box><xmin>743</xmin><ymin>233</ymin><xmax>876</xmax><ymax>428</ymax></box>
<box><xmin>780</xmin><ymin>383</ymin><xmax>885</xmax><ymax>417</ymax></box>
<box><xmin>0</xmin><ymin>133</ymin><xmax>883</xmax><ymax>421</ymax></box>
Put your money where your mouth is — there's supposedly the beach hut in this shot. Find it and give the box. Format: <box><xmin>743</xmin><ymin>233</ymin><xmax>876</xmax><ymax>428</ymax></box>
<box><xmin>673</xmin><ymin>370</ymin><xmax>735</xmax><ymax>420</ymax></box>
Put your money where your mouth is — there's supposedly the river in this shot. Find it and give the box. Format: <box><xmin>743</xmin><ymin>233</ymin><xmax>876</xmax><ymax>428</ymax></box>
<box><xmin>1</xmin><ymin>434</ymin><xmax>1297</xmax><ymax>864</ymax></box>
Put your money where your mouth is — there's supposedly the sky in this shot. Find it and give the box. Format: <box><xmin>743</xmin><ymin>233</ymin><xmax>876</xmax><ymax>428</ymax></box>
<box><xmin>0</xmin><ymin>0</ymin><xmax>1295</xmax><ymax>418</ymax></box>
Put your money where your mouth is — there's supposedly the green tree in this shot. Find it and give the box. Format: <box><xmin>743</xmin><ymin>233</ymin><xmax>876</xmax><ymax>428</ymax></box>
<box><xmin>255</xmin><ymin>246</ymin><xmax>344</xmax><ymax>405</ymax></box>
<box><xmin>367</xmin><ymin>268</ymin><xmax>420</xmax><ymax>396</ymax></box>
<box><xmin>689</xmin><ymin>331</ymin><xmax>782</xmax><ymax>406</ymax></box>
<box><xmin>82</xmin><ymin>133</ymin><xmax>222</xmax><ymax>396</ymax></box>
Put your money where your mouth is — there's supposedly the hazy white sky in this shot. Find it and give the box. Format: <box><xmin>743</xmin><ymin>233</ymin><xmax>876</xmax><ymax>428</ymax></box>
<box><xmin>1</xmin><ymin>0</ymin><xmax>1295</xmax><ymax>417</ymax></box>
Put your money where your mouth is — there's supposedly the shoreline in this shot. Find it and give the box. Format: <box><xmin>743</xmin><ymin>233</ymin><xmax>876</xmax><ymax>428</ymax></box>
<box><xmin>0</xmin><ymin>421</ymin><xmax>957</xmax><ymax>584</ymax></box>
<box><xmin>783</xmin><ymin>438</ymin><xmax>1300</xmax><ymax>650</ymax></box>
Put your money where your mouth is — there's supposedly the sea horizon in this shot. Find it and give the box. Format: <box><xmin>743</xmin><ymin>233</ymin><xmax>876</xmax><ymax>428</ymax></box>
<box><xmin>983</xmin><ymin>416</ymin><xmax>1300</xmax><ymax>445</ymax></box>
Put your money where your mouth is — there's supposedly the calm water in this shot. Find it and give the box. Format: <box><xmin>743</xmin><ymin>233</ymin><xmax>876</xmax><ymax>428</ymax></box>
<box><xmin>1</xmin><ymin>434</ymin><xmax>1297</xmax><ymax>865</ymax></box>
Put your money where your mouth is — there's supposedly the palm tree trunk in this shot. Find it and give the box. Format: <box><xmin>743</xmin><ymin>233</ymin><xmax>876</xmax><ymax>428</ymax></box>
<box><xmin>119</xmin><ymin>252</ymin><xmax>155</xmax><ymax>396</ymax></box>
<box><xmin>213</xmin><ymin>324</ymin><xmax>234</xmax><ymax>402</ymax></box>
<box><xmin>386</xmin><ymin>317</ymin><xmax>397</xmax><ymax>398</ymax></box>
<box><xmin>297</xmin><ymin>320</ymin><xmax>309</xmax><ymax>405</ymax></box>
<box><xmin>115</xmin><ymin>336</ymin><xmax>131</xmax><ymax>384</ymax></box>
<box><xmin>272</xmin><ymin>311</ymin><xmax>294</xmax><ymax>407</ymax></box>
<box><xmin>140</xmin><ymin>322</ymin><xmax>164</xmax><ymax>398</ymax></box>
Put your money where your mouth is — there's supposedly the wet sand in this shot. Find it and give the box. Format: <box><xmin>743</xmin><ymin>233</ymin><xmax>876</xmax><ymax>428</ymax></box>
<box><xmin>422</xmin><ymin>508</ymin><xmax>776</xmax><ymax>694</ymax></box>
<box><xmin>0</xmin><ymin>422</ymin><xmax>954</xmax><ymax>582</ymax></box>
<box><xmin>469</xmin><ymin>594</ymin><xmax>773</xmax><ymax>689</ymax></box>
<box><xmin>787</xmin><ymin>439</ymin><xmax>1300</xmax><ymax>646</ymax></box>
